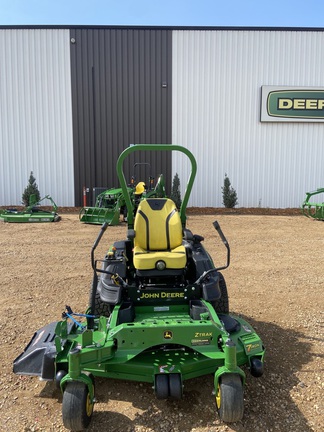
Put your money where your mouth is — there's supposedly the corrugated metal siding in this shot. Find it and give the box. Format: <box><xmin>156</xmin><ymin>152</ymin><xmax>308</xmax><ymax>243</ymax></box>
<box><xmin>0</xmin><ymin>29</ymin><xmax>74</xmax><ymax>206</ymax></box>
<box><xmin>70</xmin><ymin>28</ymin><xmax>172</xmax><ymax>206</ymax></box>
<box><xmin>172</xmin><ymin>30</ymin><xmax>324</xmax><ymax>208</ymax></box>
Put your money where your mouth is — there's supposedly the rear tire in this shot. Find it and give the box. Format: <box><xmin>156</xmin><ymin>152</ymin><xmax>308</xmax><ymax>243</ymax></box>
<box><xmin>216</xmin><ymin>374</ymin><xmax>244</xmax><ymax>423</ymax></box>
<box><xmin>212</xmin><ymin>272</ymin><xmax>229</xmax><ymax>314</ymax></box>
<box><xmin>88</xmin><ymin>284</ymin><xmax>111</xmax><ymax>317</ymax></box>
<box><xmin>62</xmin><ymin>381</ymin><xmax>94</xmax><ymax>431</ymax></box>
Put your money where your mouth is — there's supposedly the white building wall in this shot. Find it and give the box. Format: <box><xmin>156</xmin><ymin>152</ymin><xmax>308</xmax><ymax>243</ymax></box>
<box><xmin>0</xmin><ymin>29</ymin><xmax>74</xmax><ymax>206</ymax></box>
<box><xmin>172</xmin><ymin>30</ymin><xmax>324</xmax><ymax>208</ymax></box>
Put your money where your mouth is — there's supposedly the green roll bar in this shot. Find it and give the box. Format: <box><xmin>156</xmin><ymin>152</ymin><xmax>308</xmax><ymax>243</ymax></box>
<box><xmin>116</xmin><ymin>144</ymin><xmax>197</xmax><ymax>228</ymax></box>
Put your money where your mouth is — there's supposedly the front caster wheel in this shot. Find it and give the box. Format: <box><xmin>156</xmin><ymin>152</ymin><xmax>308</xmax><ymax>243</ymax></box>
<box><xmin>155</xmin><ymin>374</ymin><xmax>169</xmax><ymax>399</ymax></box>
<box><xmin>62</xmin><ymin>381</ymin><xmax>94</xmax><ymax>431</ymax></box>
<box><xmin>216</xmin><ymin>374</ymin><xmax>244</xmax><ymax>423</ymax></box>
<box><xmin>169</xmin><ymin>373</ymin><xmax>183</xmax><ymax>399</ymax></box>
<box><xmin>250</xmin><ymin>357</ymin><xmax>264</xmax><ymax>377</ymax></box>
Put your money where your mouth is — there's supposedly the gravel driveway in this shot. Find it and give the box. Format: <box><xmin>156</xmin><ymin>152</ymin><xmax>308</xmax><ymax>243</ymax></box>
<box><xmin>0</xmin><ymin>213</ymin><xmax>323</xmax><ymax>431</ymax></box>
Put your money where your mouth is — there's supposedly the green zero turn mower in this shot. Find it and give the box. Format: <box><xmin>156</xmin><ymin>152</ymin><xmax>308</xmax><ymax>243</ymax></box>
<box><xmin>0</xmin><ymin>194</ymin><xmax>60</xmax><ymax>223</ymax></box>
<box><xmin>13</xmin><ymin>145</ymin><xmax>265</xmax><ymax>430</ymax></box>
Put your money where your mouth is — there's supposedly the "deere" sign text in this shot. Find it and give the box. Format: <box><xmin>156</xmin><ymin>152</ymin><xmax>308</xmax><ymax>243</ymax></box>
<box><xmin>261</xmin><ymin>86</ymin><xmax>324</xmax><ymax>122</ymax></box>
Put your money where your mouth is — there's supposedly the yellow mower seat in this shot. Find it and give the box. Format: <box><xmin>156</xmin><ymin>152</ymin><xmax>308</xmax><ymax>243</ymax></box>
<box><xmin>133</xmin><ymin>198</ymin><xmax>186</xmax><ymax>271</ymax></box>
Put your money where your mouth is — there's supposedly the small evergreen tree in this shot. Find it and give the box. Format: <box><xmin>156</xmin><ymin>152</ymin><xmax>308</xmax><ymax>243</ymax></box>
<box><xmin>170</xmin><ymin>173</ymin><xmax>182</xmax><ymax>209</ymax></box>
<box><xmin>222</xmin><ymin>173</ymin><xmax>238</xmax><ymax>208</ymax></box>
<box><xmin>22</xmin><ymin>171</ymin><xmax>41</xmax><ymax>206</ymax></box>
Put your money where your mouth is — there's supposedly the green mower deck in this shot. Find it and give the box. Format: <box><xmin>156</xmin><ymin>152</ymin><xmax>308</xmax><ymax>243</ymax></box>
<box><xmin>0</xmin><ymin>195</ymin><xmax>60</xmax><ymax>223</ymax></box>
<box><xmin>13</xmin><ymin>145</ymin><xmax>265</xmax><ymax>431</ymax></box>
<box><xmin>14</xmin><ymin>302</ymin><xmax>263</xmax><ymax>389</ymax></box>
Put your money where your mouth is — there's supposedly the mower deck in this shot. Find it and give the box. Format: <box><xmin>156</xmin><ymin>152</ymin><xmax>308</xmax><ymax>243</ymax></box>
<box><xmin>14</xmin><ymin>303</ymin><xmax>264</xmax><ymax>385</ymax></box>
<box><xmin>0</xmin><ymin>209</ymin><xmax>60</xmax><ymax>222</ymax></box>
<box><xmin>0</xmin><ymin>195</ymin><xmax>60</xmax><ymax>223</ymax></box>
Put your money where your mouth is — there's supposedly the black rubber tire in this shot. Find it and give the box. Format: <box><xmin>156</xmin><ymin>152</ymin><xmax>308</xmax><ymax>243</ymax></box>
<box><xmin>62</xmin><ymin>381</ymin><xmax>94</xmax><ymax>431</ymax></box>
<box><xmin>88</xmin><ymin>284</ymin><xmax>111</xmax><ymax>317</ymax></box>
<box><xmin>155</xmin><ymin>374</ymin><xmax>169</xmax><ymax>399</ymax></box>
<box><xmin>55</xmin><ymin>370</ymin><xmax>67</xmax><ymax>390</ymax></box>
<box><xmin>216</xmin><ymin>374</ymin><xmax>244</xmax><ymax>423</ymax></box>
<box><xmin>211</xmin><ymin>272</ymin><xmax>229</xmax><ymax>314</ymax></box>
<box><xmin>169</xmin><ymin>374</ymin><xmax>183</xmax><ymax>399</ymax></box>
<box><xmin>250</xmin><ymin>357</ymin><xmax>264</xmax><ymax>377</ymax></box>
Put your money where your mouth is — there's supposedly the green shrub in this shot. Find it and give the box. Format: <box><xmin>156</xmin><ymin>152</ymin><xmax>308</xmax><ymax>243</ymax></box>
<box><xmin>22</xmin><ymin>171</ymin><xmax>41</xmax><ymax>206</ymax></box>
<box><xmin>222</xmin><ymin>174</ymin><xmax>238</xmax><ymax>208</ymax></box>
<box><xmin>170</xmin><ymin>173</ymin><xmax>182</xmax><ymax>209</ymax></box>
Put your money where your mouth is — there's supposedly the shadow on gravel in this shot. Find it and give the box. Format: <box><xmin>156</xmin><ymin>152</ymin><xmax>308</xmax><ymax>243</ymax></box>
<box><xmin>38</xmin><ymin>316</ymin><xmax>314</xmax><ymax>432</ymax></box>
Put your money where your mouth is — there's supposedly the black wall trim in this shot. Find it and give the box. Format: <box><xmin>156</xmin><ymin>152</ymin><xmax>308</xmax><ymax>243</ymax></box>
<box><xmin>2</xmin><ymin>25</ymin><xmax>324</xmax><ymax>32</ymax></box>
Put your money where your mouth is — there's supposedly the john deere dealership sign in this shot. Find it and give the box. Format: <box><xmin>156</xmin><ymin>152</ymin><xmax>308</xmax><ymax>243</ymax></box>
<box><xmin>261</xmin><ymin>86</ymin><xmax>324</xmax><ymax>122</ymax></box>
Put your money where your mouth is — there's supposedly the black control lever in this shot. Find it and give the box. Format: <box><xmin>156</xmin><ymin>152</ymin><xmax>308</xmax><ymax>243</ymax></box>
<box><xmin>213</xmin><ymin>220</ymin><xmax>230</xmax><ymax>271</ymax></box>
<box><xmin>91</xmin><ymin>222</ymin><xmax>109</xmax><ymax>270</ymax></box>
<box><xmin>194</xmin><ymin>221</ymin><xmax>230</xmax><ymax>286</ymax></box>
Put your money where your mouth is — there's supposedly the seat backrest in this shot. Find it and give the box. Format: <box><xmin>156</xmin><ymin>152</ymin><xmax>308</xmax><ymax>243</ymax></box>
<box><xmin>134</xmin><ymin>198</ymin><xmax>183</xmax><ymax>251</ymax></box>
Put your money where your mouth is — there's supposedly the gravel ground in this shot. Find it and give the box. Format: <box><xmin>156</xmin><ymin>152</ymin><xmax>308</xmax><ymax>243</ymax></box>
<box><xmin>0</xmin><ymin>213</ymin><xmax>323</xmax><ymax>432</ymax></box>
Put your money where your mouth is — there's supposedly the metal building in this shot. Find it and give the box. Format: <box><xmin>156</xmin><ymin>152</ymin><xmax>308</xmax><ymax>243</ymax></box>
<box><xmin>0</xmin><ymin>28</ymin><xmax>74</xmax><ymax>206</ymax></box>
<box><xmin>1</xmin><ymin>26</ymin><xmax>324</xmax><ymax>208</ymax></box>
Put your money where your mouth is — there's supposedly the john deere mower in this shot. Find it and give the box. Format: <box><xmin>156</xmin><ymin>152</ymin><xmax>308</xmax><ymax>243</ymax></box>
<box><xmin>0</xmin><ymin>194</ymin><xmax>60</xmax><ymax>223</ymax></box>
<box><xmin>13</xmin><ymin>145</ymin><xmax>265</xmax><ymax>430</ymax></box>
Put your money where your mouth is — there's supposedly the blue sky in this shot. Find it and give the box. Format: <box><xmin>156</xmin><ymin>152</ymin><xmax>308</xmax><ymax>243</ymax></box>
<box><xmin>1</xmin><ymin>0</ymin><xmax>324</xmax><ymax>27</ymax></box>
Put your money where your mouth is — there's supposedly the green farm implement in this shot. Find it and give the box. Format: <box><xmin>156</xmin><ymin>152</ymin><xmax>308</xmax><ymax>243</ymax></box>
<box><xmin>79</xmin><ymin>186</ymin><xmax>133</xmax><ymax>225</ymax></box>
<box><xmin>79</xmin><ymin>173</ymin><xmax>166</xmax><ymax>225</ymax></box>
<box><xmin>0</xmin><ymin>194</ymin><xmax>60</xmax><ymax>223</ymax></box>
<box><xmin>13</xmin><ymin>145</ymin><xmax>265</xmax><ymax>430</ymax></box>
<box><xmin>301</xmin><ymin>188</ymin><xmax>324</xmax><ymax>220</ymax></box>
